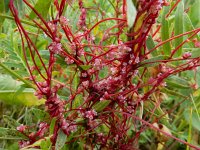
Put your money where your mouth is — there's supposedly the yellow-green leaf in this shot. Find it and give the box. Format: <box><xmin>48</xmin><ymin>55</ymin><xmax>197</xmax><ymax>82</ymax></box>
<box><xmin>0</xmin><ymin>75</ymin><xmax>45</xmax><ymax>106</ymax></box>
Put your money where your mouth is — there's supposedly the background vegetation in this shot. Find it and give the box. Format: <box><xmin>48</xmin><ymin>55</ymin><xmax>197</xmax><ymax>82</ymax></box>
<box><xmin>0</xmin><ymin>0</ymin><xmax>200</xmax><ymax>149</ymax></box>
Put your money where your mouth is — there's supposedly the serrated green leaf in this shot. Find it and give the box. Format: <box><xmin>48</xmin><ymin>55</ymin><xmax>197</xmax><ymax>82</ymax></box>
<box><xmin>126</xmin><ymin>0</ymin><xmax>137</xmax><ymax>28</ymax></box>
<box><xmin>174</xmin><ymin>2</ymin><xmax>184</xmax><ymax>57</ymax></box>
<box><xmin>29</xmin><ymin>0</ymin><xmax>53</xmax><ymax>19</ymax></box>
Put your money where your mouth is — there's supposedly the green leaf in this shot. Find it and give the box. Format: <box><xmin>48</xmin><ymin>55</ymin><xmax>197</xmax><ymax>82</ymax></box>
<box><xmin>4</xmin><ymin>0</ymin><xmax>10</xmax><ymax>12</ymax></box>
<box><xmin>40</xmin><ymin>138</ymin><xmax>52</xmax><ymax>150</ymax></box>
<box><xmin>166</xmin><ymin>75</ymin><xmax>190</xmax><ymax>89</ymax></box>
<box><xmin>161</xmin><ymin>6</ymin><xmax>171</xmax><ymax>55</ymax></box>
<box><xmin>30</xmin><ymin>108</ymin><xmax>49</xmax><ymax>121</ymax></box>
<box><xmin>126</xmin><ymin>0</ymin><xmax>137</xmax><ymax>28</ymax></box>
<box><xmin>144</xmin><ymin>101</ymin><xmax>170</xmax><ymax>126</ymax></box>
<box><xmin>187</xmin><ymin>108</ymin><xmax>192</xmax><ymax>150</ymax></box>
<box><xmin>184</xmin><ymin>109</ymin><xmax>200</xmax><ymax>131</ymax></box>
<box><xmin>140</xmin><ymin>55</ymin><xmax>169</xmax><ymax>67</ymax></box>
<box><xmin>183</xmin><ymin>48</ymin><xmax>200</xmax><ymax>58</ymax></box>
<box><xmin>95</xmin><ymin>123</ymin><xmax>109</xmax><ymax>134</ymax></box>
<box><xmin>174</xmin><ymin>2</ymin><xmax>184</xmax><ymax>57</ymax></box>
<box><xmin>188</xmin><ymin>0</ymin><xmax>200</xmax><ymax>27</ymax></box>
<box><xmin>3</xmin><ymin>115</ymin><xmax>20</xmax><ymax>129</ymax></box>
<box><xmin>55</xmin><ymin>130</ymin><xmax>67</xmax><ymax>150</ymax></box>
<box><xmin>73</xmin><ymin>72</ymin><xmax>80</xmax><ymax>90</ymax></box>
<box><xmin>21</xmin><ymin>136</ymin><xmax>52</xmax><ymax>150</ymax></box>
<box><xmin>184</xmin><ymin>13</ymin><xmax>200</xmax><ymax>41</ymax></box>
<box><xmin>22</xmin><ymin>148</ymin><xmax>40</xmax><ymax>150</ymax></box>
<box><xmin>0</xmin><ymin>62</ymin><xmax>35</xmax><ymax>89</ymax></box>
<box><xmin>191</xmin><ymin>48</ymin><xmax>200</xmax><ymax>58</ymax></box>
<box><xmin>73</xmin><ymin>94</ymin><xmax>83</xmax><ymax>109</ymax></box>
<box><xmin>50</xmin><ymin>118</ymin><xmax>57</xmax><ymax>135</ymax></box>
<box><xmin>39</xmin><ymin>50</ymin><xmax>66</xmax><ymax>65</ymax></box>
<box><xmin>0</xmin><ymin>0</ymin><xmax>5</xmax><ymax>30</ymax></box>
<box><xmin>29</xmin><ymin>0</ymin><xmax>53</xmax><ymax>19</ymax></box>
<box><xmin>93</xmin><ymin>100</ymin><xmax>111</xmax><ymax>112</ymax></box>
<box><xmin>0</xmin><ymin>127</ymin><xmax>26</xmax><ymax>140</ymax></box>
<box><xmin>7</xmin><ymin>142</ymin><xmax>19</xmax><ymax>150</ymax></box>
<box><xmin>79</xmin><ymin>65</ymin><xmax>92</xmax><ymax>71</ymax></box>
<box><xmin>161</xmin><ymin>88</ymin><xmax>188</xmax><ymax>98</ymax></box>
<box><xmin>65</xmin><ymin>6</ymin><xmax>80</xmax><ymax>31</ymax></box>
<box><xmin>0</xmin><ymin>75</ymin><xmax>45</xmax><ymax>106</ymax></box>
<box><xmin>146</xmin><ymin>36</ymin><xmax>157</xmax><ymax>56</ymax></box>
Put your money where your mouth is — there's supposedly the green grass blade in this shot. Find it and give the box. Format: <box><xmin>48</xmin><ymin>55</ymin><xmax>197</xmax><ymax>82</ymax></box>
<box><xmin>174</xmin><ymin>2</ymin><xmax>184</xmax><ymax>57</ymax></box>
<box><xmin>161</xmin><ymin>6</ymin><xmax>171</xmax><ymax>55</ymax></box>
